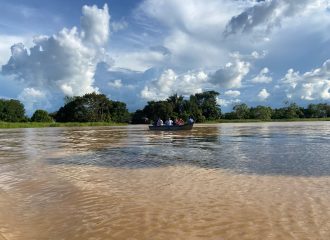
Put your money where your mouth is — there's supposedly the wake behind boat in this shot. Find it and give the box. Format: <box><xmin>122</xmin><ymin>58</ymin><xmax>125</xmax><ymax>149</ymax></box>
<box><xmin>149</xmin><ymin>123</ymin><xmax>194</xmax><ymax>131</ymax></box>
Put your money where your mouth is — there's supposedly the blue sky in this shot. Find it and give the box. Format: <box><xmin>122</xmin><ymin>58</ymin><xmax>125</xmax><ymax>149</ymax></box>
<box><xmin>1</xmin><ymin>0</ymin><xmax>330</xmax><ymax>114</ymax></box>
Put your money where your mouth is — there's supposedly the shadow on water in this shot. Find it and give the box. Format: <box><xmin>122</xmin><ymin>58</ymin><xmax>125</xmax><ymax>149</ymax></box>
<box><xmin>45</xmin><ymin>123</ymin><xmax>330</xmax><ymax>177</ymax></box>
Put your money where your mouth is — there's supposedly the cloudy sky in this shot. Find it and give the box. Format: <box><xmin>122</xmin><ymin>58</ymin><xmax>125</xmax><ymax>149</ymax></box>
<box><xmin>1</xmin><ymin>0</ymin><xmax>330</xmax><ymax>114</ymax></box>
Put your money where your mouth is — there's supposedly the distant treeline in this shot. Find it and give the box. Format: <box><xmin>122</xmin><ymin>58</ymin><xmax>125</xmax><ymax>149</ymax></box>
<box><xmin>1</xmin><ymin>92</ymin><xmax>330</xmax><ymax>124</ymax></box>
<box><xmin>223</xmin><ymin>103</ymin><xmax>330</xmax><ymax>120</ymax></box>
<box><xmin>0</xmin><ymin>93</ymin><xmax>130</xmax><ymax>123</ymax></box>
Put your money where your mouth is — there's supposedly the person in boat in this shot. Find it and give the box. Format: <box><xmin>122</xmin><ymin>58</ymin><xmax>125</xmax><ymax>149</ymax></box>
<box><xmin>188</xmin><ymin>116</ymin><xmax>194</xmax><ymax>125</ymax></box>
<box><xmin>175</xmin><ymin>118</ymin><xmax>184</xmax><ymax>126</ymax></box>
<box><xmin>157</xmin><ymin>118</ymin><xmax>163</xmax><ymax>126</ymax></box>
<box><xmin>165</xmin><ymin>117</ymin><xmax>173</xmax><ymax>126</ymax></box>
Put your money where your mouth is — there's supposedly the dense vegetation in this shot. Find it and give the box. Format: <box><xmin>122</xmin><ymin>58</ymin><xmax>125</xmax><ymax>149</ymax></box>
<box><xmin>1</xmin><ymin>91</ymin><xmax>330</xmax><ymax>128</ymax></box>
<box><xmin>223</xmin><ymin>103</ymin><xmax>330</xmax><ymax>120</ymax></box>
<box><xmin>131</xmin><ymin>91</ymin><xmax>221</xmax><ymax>124</ymax></box>
<box><xmin>31</xmin><ymin>110</ymin><xmax>53</xmax><ymax>122</ymax></box>
<box><xmin>0</xmin><ymin>93</ymin><xmax>130</xmax><ymax>125</ymax></box>
<box><xmin>54</xmin><ymin>92</ymin><xmax>130</xmax><ymax>123</ymax></box>
<box><xmin>0</xmin><ymin>99</ymin><xmax>27</xmax><ymax>122</ymax></box>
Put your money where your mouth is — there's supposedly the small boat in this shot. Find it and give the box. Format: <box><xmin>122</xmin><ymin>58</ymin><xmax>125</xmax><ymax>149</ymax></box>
<box><xmin>149</xmin><ymin>123</ymin><xmax>194</xmax><ymax>131</ymax></box>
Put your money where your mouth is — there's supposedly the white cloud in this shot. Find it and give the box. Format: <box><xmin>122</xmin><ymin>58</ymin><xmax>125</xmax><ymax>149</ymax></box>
<box><xmin>108</xmin><ymin>79</ymin><xmax>123</xmax><ymax>89</ymax></box>
<box><xmin>251</xmin><ymin>50</ymin><xmax>268</xmax><ymax>59</ymax></box>
<box><xmin>281</xmin><ymin>68</ymin><xmax>301</xmax><ymax>88</ymax></box>
<box><xmin>209</xmin><ymin>54</ymin><xmax>250</xmax><ymax>89</ymax></box>
<box><xmin>251</xmin><ymin>67</ymin><xmax>272</xmax><ymax>83</ymax></box>
<box><xmin>224</xmin><ymin>0</ymin><xmax>312</xmax><ymax>36</ymax></box>
<box><xmin>138</xmin><ymin>0</ymin><xmax>236</xmax><ymax>33</ymax></box>
<box><xmin>18</xmin><ymin>87</ymin><xmax>49</xmax><ymax>114</ymax></box>
<box><xmin>111</xmin><ymin>20</ymin><xmax>128</xmax><ymax>32</ymax></box>
<box><xmin>141</xmin><ymin>69</ymin><xmax>208</xmax><ymax>100</ymax></box>
<box><xmin>281</xmin><ymin>59</ymin><xmax>330</xmax><ymax>101</ymax></box>
<box><xmin>2</xmin><ymin>0</ymin><xmax>330</xmax><ymax>113</ymax></box>
<box><xmin>224</xmin><ymin>90</ymin><xmax>241</xmax><ymax>98</ymax></box>
<box><xmin>258</xmin><ymin>88</ymin><xmax>270</xmax><ymax>101</ymax></box>
<box><xmin>81</xmin><ymin>4</ymin><xmax>110</xmax><ymax>46</ymax></box>
<box><xmin>136</xmin><ymin>0</ymin><xmax>240</xmax><ymax>69</ymax></box>
<box><xmin>112</xmin><ymin>49</ymin><xmax>169</xmax><ymax>72</ymax></box>
<box><xmin>0</xmin><ymin>35</ymin><xmax>30</xmax><ymax>65</ymax></box>
<box><xmin>217</xmin><ymin>97</ymin><xmax>241</xmax><ymax>107</ymax></box>
<box><xmin>1</xmin><ymin>4</ymin><xmax>110</xmax><ymax>113</ymax></box>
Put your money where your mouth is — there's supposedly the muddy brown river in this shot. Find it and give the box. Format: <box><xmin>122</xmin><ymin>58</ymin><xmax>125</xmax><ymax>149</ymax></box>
<box><xmin>0</xmin><ymin>122</ymin><xmax>330</xmax><ymax>239</ymax></box>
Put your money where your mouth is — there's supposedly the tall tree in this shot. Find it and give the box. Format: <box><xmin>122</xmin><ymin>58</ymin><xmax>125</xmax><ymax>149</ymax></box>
<box><xmin>167</xmin><ymin>94</ymin><xmax>184</xmax><ymax>115</ymax></box>
<box><xmin>191</xmin><ymin>91</ymin><xmax>221</xmax><ymax>120</ymax></box>
<box><xmin>55</xmin><ymin>92</ymin><xmax>129</xmax><ymax>122</ymax></box>
<box><xmin>250</xmin><ymin>106</ymin><xmax>272</xmax><ymax>120</ymax></box>
<box><xmin>0</xmin><ymin>99</ymin><xmax>26</xmax><ymax>122</ymax></box>
<box><xmin>233</xmin><ymin>103</ymin><xmax>250</xmax><ymax>119</ymax></box>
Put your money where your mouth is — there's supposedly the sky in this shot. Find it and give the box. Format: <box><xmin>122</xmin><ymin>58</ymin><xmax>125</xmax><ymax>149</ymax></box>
<box><xmin>1</xmin><ymin>0</ymin><xmax>330</xmax><ymax>114</ymax></box>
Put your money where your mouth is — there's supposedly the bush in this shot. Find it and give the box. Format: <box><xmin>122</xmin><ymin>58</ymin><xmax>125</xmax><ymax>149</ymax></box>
<box><xmin>31</xmin><ymin>110</ymin><xmax>53</xmax><ymax>122</ymax></box>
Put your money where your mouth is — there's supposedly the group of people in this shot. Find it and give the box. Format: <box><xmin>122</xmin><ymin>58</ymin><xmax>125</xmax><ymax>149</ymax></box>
<box><xmin>155</xmin><ymin>117</ymin><xmax>194</xmax><ymax>126</ymax></box>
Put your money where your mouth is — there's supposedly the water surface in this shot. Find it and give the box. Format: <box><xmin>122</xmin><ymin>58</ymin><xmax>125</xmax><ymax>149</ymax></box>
<box><xmin>0</xmin><ymin>122</ymin><xmax>330</xmax><ymax>239</ymax></box>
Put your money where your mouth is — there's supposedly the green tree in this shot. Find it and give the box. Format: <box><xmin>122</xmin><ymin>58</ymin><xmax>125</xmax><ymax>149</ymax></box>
<box><xmin>0</xmin><ymin>99</ymin><xmax>26</xmax><ymax>122</ymax></box>
<box><xmin>55</xmin><ymin>92</ymin><xmax>129</xmax><ymax>123</ymax></box>
<box><xmin>272</xmin><ymin>103</ymin><xmax>304</xmax><ymax>119</ymax></box>
<box><xmin>167</xmin><ymin>94</ymin><xmax>184</xmax><ymax>116</ymax></box>
<box><xmin>284</xmin><ymin>103</ymin><xmax>304</xmax><ymax>119</ymax></box>
<box><xmin>110</xmin><ymin>101</ymin><xmax>131</xmax><ymax>123</ymax></box>
<box><xmin>31</xmin><ymin>110</ymin><xmax>53</xmax><ymax>122</ymax></box>
<box><xmin>179</xmin><ymin>98</ymin><xmax>203</xmax><ymax>122</ymax></box>
<box><xmin>131</xmin><ymin>109</ymin><xmax>149</xmax><ymax>124</ymax></box>
<box><xmin>132</xmin><ymin>91</ymin><xmax>222</xmax><ymax>123</ymax></box>
<box><xmin>305</xmin><ymin>103</ymin><xmax>329</xmax><ymax>118</ymax></box>
<box><xmin>233</xmin><ymin>103</ymin><xmax>250</xmax><ymax>119</ymax></box>
<box><xmin>250</xmin><ymin>106</ymin><xmax>272</xmax><ymax>120</ymax></box>
<box><xmin>193</xmin><ymin>91</ymin><xmax>221</xmax><ymax>120</ymax></box>
<box><xmin>142</xmin><ymin>101</ymin><xmax>174</xmax><ymax>122</ymax></box>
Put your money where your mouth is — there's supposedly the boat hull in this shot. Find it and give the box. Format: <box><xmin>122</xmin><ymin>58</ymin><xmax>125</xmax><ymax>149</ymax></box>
<box><xmin>149</xmin><ymin>124</ymin><xmax>193</xmax><ymax>131</ymax></box>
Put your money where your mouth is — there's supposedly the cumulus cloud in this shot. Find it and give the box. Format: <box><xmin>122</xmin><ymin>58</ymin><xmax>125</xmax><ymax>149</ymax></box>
<box><xmin>209</xmin><ymin>53</ymin><xmax>251</xmax><ymax>89</ymax></box>
<box><xmin>108</xmin><ymin>79</ymin><xmax>123</xmax><ymax>89</ymax></box>
<box><xmin>81</xmin><ymin>4</ymin><xmax>110</xmax><ymax>46</ymax></box>
<box><xmin>0</xmin><ymin>35</ymin><xmax>31</xmax><ymax>66</ymax></box>
<box><xmin>282</xmin><ymin>59</ymin><xmax>330</xmax><ymax>101</ymax></box>
<box><xmin>224</xmin><ymin>90</ymin><xmax>241</xmax><ymax>98</ymax></box>
<box><xmin>251</xmin><ymin>67</ymin><xmax>272</xmax><ymax>83</ymax></box>
<box><xmin>217</xmin><ymin>97</ymin><xmax>241</xmax><ymax>107</ymax></box>
<box><xmin>141</xmin><ymin>69</ymin><xmax>208</xmax><ymax>100</ymax></box>
<box><xmin>258</xmin><ymin>88</ymin><xmax>270</xmax><ymax>101</ymax></box>
<box><xmin>18</xmin><ymin>87</ymin><xmax>49</xmax><ymax>114</ymax></box>
<box><xmin>136</xmin><ymin>0</ymin><xmax>238</xmax><ymax>69</ymax></box>
<box><xmin>224</xmin><ymin>0</ymin><xmax>311</xmax><ymax>36</ymax></box>
<box><xmin>1</xmin><ymin>4</ymin><xmax>110</xmax><ymax>113</ymax></box>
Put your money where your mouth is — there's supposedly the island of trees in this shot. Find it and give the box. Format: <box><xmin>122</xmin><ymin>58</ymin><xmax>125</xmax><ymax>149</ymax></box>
<box><xmin>1</xmin><ymin>91</ymin><xmax>330</xmax><ymax>127</ymax></box>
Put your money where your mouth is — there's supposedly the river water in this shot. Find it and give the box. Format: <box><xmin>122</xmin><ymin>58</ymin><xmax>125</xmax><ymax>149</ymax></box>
<box><xmin>0</xmin><ymin>122</ymin><xmax>330</xmax><ymax>240</ymax></box>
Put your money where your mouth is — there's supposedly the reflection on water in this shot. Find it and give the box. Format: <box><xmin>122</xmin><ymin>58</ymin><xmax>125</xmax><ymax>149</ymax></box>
<box><xmin>0</xmin><ymin>122</ymin><xmax>330</xmax><ymax>239</ymax></box>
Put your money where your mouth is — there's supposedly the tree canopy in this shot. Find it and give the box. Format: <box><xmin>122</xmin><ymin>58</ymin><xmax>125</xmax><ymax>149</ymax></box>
<box><xmin>31</xmin><ymin>110</ymin><xmax>53</xmax><ymax>122</ymax></box>
<box><xmin>1</xmin><ymin>93</ymin><xmax>330</xmax><ymax>124</ymax></box>
<box><xmin>132</xmin><ymin>91</ymin><xmax>221</xmax><ymax>123</ymax></box>
<box><xmin>224</xmin><ymin>102</ymin><xmax>330</xmax><ymax>120</ymax></box>
<box><xmin>0</xmin><ymin>99</ymin><xmax>26</xmax><ymax>122</ymax></box>
<box><xmin>55</xmin><ymin>92</ymin><xmax>130</xmax><ymax>123</ymax></box>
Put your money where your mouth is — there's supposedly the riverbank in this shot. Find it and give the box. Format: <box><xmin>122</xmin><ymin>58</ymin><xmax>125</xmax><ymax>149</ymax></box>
<box><xmin>0</xmin><ymin>121</ymin><xmax>127</xmax><ymax>129</ymax></box>
<box><xmin>208</xmin><ymin>118</ymin><xmax>330</xmax><ymax>123</ymax></box>
<box><xmin>1</xmin><ymin>118</ymin><xmax>330</xmax><ymax>128</ymax></box>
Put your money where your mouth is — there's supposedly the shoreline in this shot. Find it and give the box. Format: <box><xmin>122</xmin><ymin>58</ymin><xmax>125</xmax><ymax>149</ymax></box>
<box><xmin>0</xmin><ymin>122</ymin><xmax>128</xmax><ymax>129</ymax></box>
<box><xmin>208</xmin><ymin>118</ymin><xmax>330</xmax><ymax>123</ymax></box>
<box><xmin>1</xmin><ymin>118</ymin><xmax>330</xmax><ymax>129</ymax></box>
